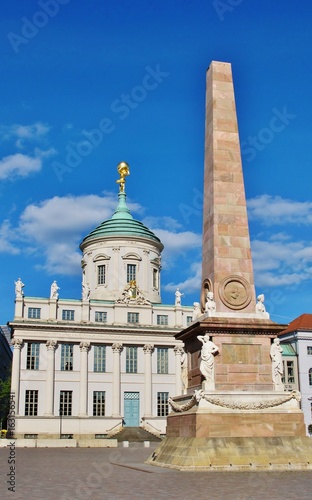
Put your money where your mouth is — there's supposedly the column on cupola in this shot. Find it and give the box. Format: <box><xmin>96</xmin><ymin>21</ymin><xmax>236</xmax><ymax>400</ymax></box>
<box><xmin>143</xmin><ymin>344</ymin><xmax>154</xmax><ymax>417</ymax></box>
<box><xmin>143</xmin><ymin>249</ymin><xmax>150</xmax><ymax>292</ymax></box>
<box><xmin>11</xmin><ymin>338</ymin><xmax>23</xmax><ymax>415</ymax></box>
<box><xmin>174</xmin><ymin>345</ymin><xmax>184</xmax><ymax>396</ymax></box>
<box><xmin>44</xmin><ymin>340</ymin><xmax>57</xmax><ymax>416</ymax></box>
<box><xmin>112</xmin><ymin>343</ymin><xmax>123</xmax><ymax>417</ymax></box>
<box><xmin>112</xmin><ymin>247</ymin><xmax>120</xmax><ymax>292</ymax></box>
<box><xmin>79</xmin><ymin>342</ymin><xmax>90</xmax><ymax>417</ymax></box>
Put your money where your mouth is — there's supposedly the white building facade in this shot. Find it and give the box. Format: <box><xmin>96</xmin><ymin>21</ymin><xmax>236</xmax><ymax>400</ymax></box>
<box><xmin>9</xmin><ymin>173</ymin><xmax>192</xmax><ymax>440</ymax></box>
<box><xmin>279</xmin><ymin>314</ymin><xmax>312</xmax><ymax>435</ymax></box>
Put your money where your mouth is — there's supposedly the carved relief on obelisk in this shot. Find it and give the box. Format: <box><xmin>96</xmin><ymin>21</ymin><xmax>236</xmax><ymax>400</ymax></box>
<box><xmin>201</xmin><ymin>61</ymin><xmax>256</xmax><ymax>313</ymax></box>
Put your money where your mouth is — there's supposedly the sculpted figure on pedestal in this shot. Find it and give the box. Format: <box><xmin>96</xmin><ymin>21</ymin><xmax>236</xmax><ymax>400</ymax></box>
<box><xmin>197</xmin><ymin>334</ymin><xmax>219</xmax><ymax>382</ymax></box>
<box><xmin>192</xmin><ymin>302</ymin><xmax>202</xmax><ymax>321</ymax></box>
<box><xmin>270</xmin><ymin>338</ymin><xmax>284</xmax><ymax>389</ymax></box>
<box><xmin>181</xmin><ymin>349</ymin><xmax>188</xmax><ymax>394</ymax></box>
<box><xmin>205</xmin><ymin>291</ymin><xmax>216</xmax><ymax>313</ymax></box>
<box><xmin>255</xmin><ymin>294</ymin><xmax>266</xmax><ymax>314</ymax></box>
<box><xmin>82</xmin><ymin>282</ymin><xmax>90</xmax><ymax>301</ymax></box>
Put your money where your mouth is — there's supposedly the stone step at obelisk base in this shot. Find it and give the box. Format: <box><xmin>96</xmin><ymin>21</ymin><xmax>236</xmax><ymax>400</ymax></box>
<box><xmin>146</xmin><ymin>61</ymin><xmax>312</xmax><ymax>471</ymax></box>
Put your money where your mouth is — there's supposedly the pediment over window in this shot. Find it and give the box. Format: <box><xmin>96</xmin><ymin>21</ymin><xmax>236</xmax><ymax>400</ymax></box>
<box><xmin>121</xmin><ymin>253</ymin><xmax>142</xmax><ymax>261</ymax></box>
<box><xmin>150</xmin><ymin>258</ymin><xmax>161</xmax><ymax>265</ymax></box>
<box><xmin>93</xmin><ymin>254</ymin><xmax>111</xmax><ymax>262</ymax></box>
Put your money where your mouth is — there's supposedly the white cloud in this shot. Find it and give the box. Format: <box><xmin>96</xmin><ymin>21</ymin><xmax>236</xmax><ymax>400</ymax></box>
<box><xmin>252</xmin><ymin>237</ymin><xmax>312</xmax><ymax>287</ymax></box>
<box><xmin>0</xmin><ymin>220</ymin><xmax>20</xmax><ymax>255</ymax></box>
<box><xmin>143</xmin><ymin>216</ymin><xmax>182</xmax><ymax>231</ymax></box>
<box><xmin>163</xmin><ymin>262</ymin><xmax>202</xmax><ymax>296</ymax></box>
<box><xmin>247</xmin><ymin>195</ymin><xmax>312</xmax><ymax>225</ymax></box>
<box><xmin>15</xmin><ymin>193</ymin><xmax>142</xmax><ymax>275</ymax></box>
<box><xmin>0</xmin><ymin>193</ymin><xmax>202</xmax><ymax>280</ymax></box>
<box><xmin>1</xmin><ymin>122</ymin><xmax>50</xmax><ymax>148</ymax></box>
<box><xmin>0</xmin><ymin>153</ymin><xmax>42</xmax><ymax>180</ymax></box>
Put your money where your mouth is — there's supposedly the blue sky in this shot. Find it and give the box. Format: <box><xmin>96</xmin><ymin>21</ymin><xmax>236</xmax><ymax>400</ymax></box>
<box><xmin>1</xmin><ymin>0</ymin><xmax>312</xmax><ymax>324</ymax></box>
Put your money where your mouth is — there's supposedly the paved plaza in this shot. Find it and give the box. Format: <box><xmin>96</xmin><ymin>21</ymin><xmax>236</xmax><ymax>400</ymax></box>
<box><xmin>1</xmin><ymin>443</ymin><xmax>312</xmax><ymax>499</ymax></box>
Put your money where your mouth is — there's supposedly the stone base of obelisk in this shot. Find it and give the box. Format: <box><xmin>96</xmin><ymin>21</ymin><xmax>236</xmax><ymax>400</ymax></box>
<box><xmin>146</xmin><ymin>390</ymin><xmax>312</xmax><ymax>471</ymax></box>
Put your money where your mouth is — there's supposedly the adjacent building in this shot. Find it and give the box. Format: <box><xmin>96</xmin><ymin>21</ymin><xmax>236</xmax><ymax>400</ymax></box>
<box><xmin>9</xmin><ymin>167</ymin><xmax>192</xmax><ymax>440</ymax></box>
<box><xmin>0</xmin><ymin>325</ymin><xmax>12</xmax><ymax>381</ymax></box>
<box><xmin>280</xmin><ymin>314</ymin><xmax>312</xmax><ymax>434</ymax></box>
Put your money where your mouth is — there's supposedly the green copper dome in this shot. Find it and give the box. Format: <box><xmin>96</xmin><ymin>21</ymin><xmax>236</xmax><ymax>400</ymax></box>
<box><xmin>80</xmin><ymin>192</ymin><xmax>163</xmax><ymax>249</ymax></box>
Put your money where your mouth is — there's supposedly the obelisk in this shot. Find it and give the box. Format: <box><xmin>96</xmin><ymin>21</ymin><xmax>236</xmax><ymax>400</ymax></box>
<box><xmin>202</xmin><ymin>61</ymin><xmax>256</xmax><ymax>313</ymax></box>
<box><xmin>146</xmin><ymin>62</ymin><xmax>311</xmax><ymax>471</ymax></box>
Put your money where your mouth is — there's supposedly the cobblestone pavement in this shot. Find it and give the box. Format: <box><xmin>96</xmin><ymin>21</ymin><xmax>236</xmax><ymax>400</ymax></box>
<box><xmin>1</xmin><ymin>443</ymin><xmax>312</xmax><ymax>500</ymax></box>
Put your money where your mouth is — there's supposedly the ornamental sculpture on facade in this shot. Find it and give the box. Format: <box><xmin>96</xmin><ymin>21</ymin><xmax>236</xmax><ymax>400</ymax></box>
<box><xmin>112</xmin><ymin>343</ymin><xmax>123</xmax><ymax>353</ymax></box>
<box><xmin>79</xmin><ymin>341</ymin><xmax>91</xmax><ymax>352</ymax></box>
<box><xmin>46</xmin><ymin>340</ymin><xmax>57</xmax><ymax>350</ymax></box>
<box><xmin>143</xmin><ymin>344</ymin><xmax>154</xmax><ymax>354</ymax></box>
<box><xmin>116</xmin><ymin>280</ymin><xmax>151</xmax><ymax>305</ymax></box>
<box><xmin>11</xmin><ymin>338</ymin><xmax>23</xmax><ymax>349</ymax></box>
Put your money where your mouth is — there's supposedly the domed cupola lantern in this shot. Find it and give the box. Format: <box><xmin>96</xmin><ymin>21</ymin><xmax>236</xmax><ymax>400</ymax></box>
<box><xmin>79</xmin><ymin>162</ymin><xmax>163</xmax><ymax>303</ymax></box>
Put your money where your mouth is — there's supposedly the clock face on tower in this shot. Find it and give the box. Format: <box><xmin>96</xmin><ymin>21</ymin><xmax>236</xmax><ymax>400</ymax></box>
<box><xmin>219</xmin><ymin>276</ymin><xmax>252</xmax><ymax>310</ymax></box>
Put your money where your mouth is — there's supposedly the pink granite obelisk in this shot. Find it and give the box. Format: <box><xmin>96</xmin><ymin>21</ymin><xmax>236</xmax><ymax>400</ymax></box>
<box><xmin>202</xmin><ymin>61</ymin><xmax>256</xmax><ymax>313</ymax></box>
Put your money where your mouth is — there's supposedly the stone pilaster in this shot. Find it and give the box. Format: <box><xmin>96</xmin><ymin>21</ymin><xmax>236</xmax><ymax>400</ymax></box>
<box><xmin>174</xmin><ymin>345</ymin><xmax>184</xmax><ymax>396</ymax></box>
<box><xmin>11</xmin><ymin>338</ymin><xmax>23</xmax><ymax>415</ymax></box>
<box><xmin>44</xmin><ymin>340</ymin><xmax>57</xmax><ymax>416</ymax></box>
<box><xmin>49</xmin><ymin>298</ymin><xmax>57</xmax><ymax>320</ymax></box>
<box><xmin>79</xmin><ymin>342</ymin><xmax>90</xmax><ymax>417</ymax></box>
<box><xmin>112</xmin><ymin>343</ymin><xmax>123</xmax><ymax>417</ymax></box>
<box><xmin>14</xmin><ymin>297</ymin><xmax>24</xmax><ymax>319</ymax></box>
<box><xmin>143</xmin><ymin>344</ymin><xmax>154</xmax><ymax>417</ymax></box>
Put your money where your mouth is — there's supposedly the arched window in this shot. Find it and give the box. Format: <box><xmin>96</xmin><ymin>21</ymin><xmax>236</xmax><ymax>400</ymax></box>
<box><xmin>309</xmin><ymin>368</ymin><xmax>312</xmax><ymax>386</ymax></box>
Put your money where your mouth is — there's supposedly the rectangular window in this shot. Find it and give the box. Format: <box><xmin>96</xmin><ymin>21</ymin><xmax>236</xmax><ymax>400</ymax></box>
<box><xmin>62</xmin><ymin>310</ymin><xmax>75</xmax><ymax>321</ymax></box>
<box><xmin>307</xmin><ymin>346</ymin><xmax>312</xmax><ymax>355</ymax></box>
<box><xmin>61</xmin><ymin>344</ymin><xmax>73</xmax><ymax>371</ymax></box>
<box><xmin>157</xmin><ymin>348</ymin><xmax>169</xmax><ymax>374</ymax></box>
<box><xmin>93</xmin><ymin>391</ymin><xmax>105</xmax><ymax>416</ymax></box>
<box><xmin>25</xmin><ymin>390</ymin><xmax>38</xmax><ymax>416</ymax></box>
<box><xmin>157</xmin><ymin>392</ymin><xmax>169</xmax><ymax>417</ymax></box>
<box><xmin>60</xmin><ymin>391</ymin><xmax>72</xmax><ymax>416</ymax></box>
<box><xmin>286</xmin><ymin>360</ymin><xmax>295</xmax><ymax>383</ymax></box>
<box><xmin>26</xmin><ymin>343</ymin><xmax>40</xmax><ymax>370</ymax></box>
<box><xmin>95</xmin><ymin>311</ymin><xmax>107</xmax><ymax>323</ymax></box>
<box><xmin>127</xmin><ymin>312</ymin><xmax>139</xmax><ymax>324</ymax></box>
<box><xmin>94</xmin><ymin>345</ymin><xmax>106</xmax><ymax>372</ymax></box>
<box><xmin>126</xmin><ymin>346</ymin><xmax>137</xmax><ymax>373</ymax></box>
<box><xmin>157</xmin><ymin>315</ymin><xmax>168</xmax><ymax>326</ymax></box>
<box><xmin>97</xmin><ymin>265</ymin><xmax>106</xmax><ymax>285</ymax></box>
<box><xmin>186</xmin><ymin>316</ymin><xmax>193</xmax><ymax>326</ymax></box>
<box><xmin>28</xmin><ymin>307</ymin><xmax>41</xmax><ymax>319</ymax></box>
<box><xmin>127</xmin><ymin>264</ymin><xmax>136</xmax><ymax>283</ymax></box>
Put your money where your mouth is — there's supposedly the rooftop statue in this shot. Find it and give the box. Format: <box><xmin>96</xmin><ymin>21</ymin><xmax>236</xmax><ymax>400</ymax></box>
<box><xmin>14</xmin><ymin>278</ymin><xmax>24</xmax><ymax>298</ymax></box>
<box><xmin>50</xmin><ymin>280</ymin><xmax>60</xmax><ymax>299</ymax></box>
<box><xmin>116</xmin><ymin>161</ymin><xmax>130</xmax><ymax>193</ymax></box>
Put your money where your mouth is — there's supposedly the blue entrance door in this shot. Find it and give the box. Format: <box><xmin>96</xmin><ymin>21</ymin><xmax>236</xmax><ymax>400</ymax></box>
<box><xmin>124</xmin><ymin>392</ymin><xmax>140</xmax><ymax>427</ymax></box>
